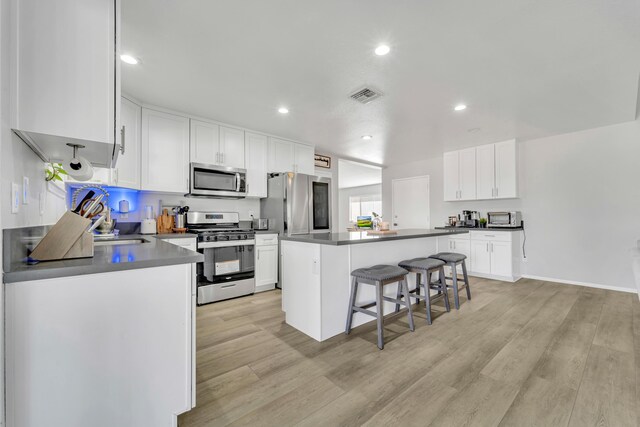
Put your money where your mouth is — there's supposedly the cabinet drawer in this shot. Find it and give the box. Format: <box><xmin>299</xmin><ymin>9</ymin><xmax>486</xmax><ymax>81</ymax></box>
<box><xmin>469</xmin><ymin>231</ymin><xmax>513</xmax><ymax>242</ymax></box>
<box><xmin>256</xmin><ymin>234</ymin><xmax>278</xmax><ymax>246</ymax></box>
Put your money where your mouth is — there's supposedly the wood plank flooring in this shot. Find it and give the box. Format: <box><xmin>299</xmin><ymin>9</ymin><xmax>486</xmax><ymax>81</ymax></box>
<box><xmin>178</xmin><ymin>278</ymin><xmax>640</xmax><ymax>427</ymax></box>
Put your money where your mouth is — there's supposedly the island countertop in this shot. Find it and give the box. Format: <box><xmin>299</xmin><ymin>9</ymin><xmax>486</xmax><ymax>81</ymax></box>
<box><xmin>3</xmin><ymin>227</ymin><xmax>203</xmax><ymax>283</ymax></box>
<box><xmin>279</xmin><ymin>228</ymin><xmax>469</xmax><ymax>246</ymax></box>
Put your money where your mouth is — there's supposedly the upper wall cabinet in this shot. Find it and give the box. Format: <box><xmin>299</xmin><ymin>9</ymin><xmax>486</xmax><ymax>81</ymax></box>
<box><xmin>444</xmin><ymin>139</ymin><xmax>517</xmax><ymax>202</ymax></box>
<box><xmin>141</xmin><ymin>108</ymin><xmax>190</xmax><ymax>193</ymax></box>
<box><xmin>443</xmin><ymin>148</ymin><xmax>476</xmax><ymax>201</ymax></box>
<box><xmin>12</xmin><ymin>0</ymin><xmax>121</xmax><ymax>168</ymax></box>
<box><xmin>245</xmin><ymin>132</ymin><xmax>268</xmax><ymax>198</ymax></box>
<box><xmin>268</xmin><ymin>138</ymin><xmax>315</xmax><ymax>174</ymax></box>
<box><xmin>115</xmin><ymin>97</ymin><xmax>142</xmax><ymax>190</ymax></box>
<box><xmin>190</xmin><ymin>120</ymin><xmax>245</xmax><ymax>169</ymax></box>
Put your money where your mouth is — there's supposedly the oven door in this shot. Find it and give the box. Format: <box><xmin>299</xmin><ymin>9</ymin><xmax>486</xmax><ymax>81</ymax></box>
<box><xmin>190</xmin><ymin>163</ymin><xmax>247</xmax><ymax>198</ymax></box>
<box><xmin>197</xmin><ymin>241</ymin><xmax>255</xmax><ymax>283</ymax></box>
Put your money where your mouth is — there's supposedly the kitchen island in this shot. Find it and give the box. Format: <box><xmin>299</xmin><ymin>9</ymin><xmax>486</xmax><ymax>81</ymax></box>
<box><xmin>279</xmin><ymin>229</ymin><xmax>468</xmax><ymax>341</ymax></box>
<box><xmin>3</xmin><ymin>227</ymin><xmax>203</xmax><ymax>427</ymax></box>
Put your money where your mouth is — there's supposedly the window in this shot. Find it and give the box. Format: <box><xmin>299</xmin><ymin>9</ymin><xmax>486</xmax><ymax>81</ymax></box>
<box><xmin>349</xmin><ymin>195</ymin><xmax>382</xmax><ymax>224</ymax></box>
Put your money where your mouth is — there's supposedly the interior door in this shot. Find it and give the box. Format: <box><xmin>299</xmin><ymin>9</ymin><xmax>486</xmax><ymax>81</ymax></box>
<box><xmin>392</xmin><ymin>176</ymin><xmax>430</xmax><ymax>229</ymax></box>
<box><xmin>443</xmin><ymin>151</ymin><xmax>459</xmax><ymax>201</ymax></box>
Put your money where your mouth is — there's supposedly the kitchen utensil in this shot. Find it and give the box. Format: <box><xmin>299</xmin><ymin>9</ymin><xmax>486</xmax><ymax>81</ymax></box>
<box><xmin>144</xmin><ymin>205</ymin><xmax>154</xmax><ymax>219</ymax></box>
<box><xmin>30</xmin><ymin>211</ymin><xmax>93</xmax><ymax>261</ymax></box>
<box><xmin>80</xmin><ymin>199</ymin><xmax>105</xmax><ymax>219</ymax></box>
<box><xmin>157</xmin><ymin>209</ymin><xmax>174</xmax><ymax>234</ymax></box>
<box><xmin>172</xmin><ymin>227</ymin><xmax>187</xmax><ymax>234</ymax></box>
<box><xmin>252</xmin><ymin>218</ymin><xmax>269</xmax><ymax>230</ymax></box>
<box><xmin>88</xmin><ymin>215</ymin><xmax>106</xmax><ymax>233</ymax></box>
<box><xmin>73</xmin><ymin>190</ymin><xmax>95</xmax><ymax>214</ymax></box>
<box><xmin>174</xmin><ymin>213</ymin><xmax>186</xmax><ymax>229</ymax></box>
<box><xmin>81</xmin><ymin>194</ymin><xmax>104</xmax><ymax>218</ymax></box>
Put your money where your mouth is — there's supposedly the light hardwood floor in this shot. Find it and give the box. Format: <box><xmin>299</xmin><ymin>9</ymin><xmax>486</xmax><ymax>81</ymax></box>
<box><xmin>178</xmin><ymin>277</ymin><xmax>640</xmax><ymax>427</ymax></box>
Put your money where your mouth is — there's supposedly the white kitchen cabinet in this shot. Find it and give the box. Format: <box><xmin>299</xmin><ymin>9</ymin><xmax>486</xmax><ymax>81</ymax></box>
<box><xmin>494</xmin><ymin>140</ymin><xmax>517</xmax><ymax>199</ymax></box>
<box><xmin>268</xmin><ymin>137</ymin><xmax>314</xmax><ymax>174</ymax></box>
<box><xmin>219</xmin><ymin>126</ymin><xmax>245</xmax><ymax>169</ymax></box>
<box><xmin>490</xmin><ymin>241</ymin><xmax>513</xmax><ymax>277</ymax></box>
<box><xmin>245</xmin><ymin>132</ymin><xmax>268</xmax><ymax>198</ymax></box>
<box><xmin>475</xmin><ymin>143</ymin><xmax>495</xmax><ymax>200</ymax></box>
<box><xmin>190</xmin><ymin>121</ymin><xmax>245</xmax><ymax>169</ymax></box>
<box><xmin>468</xmin><ymin>230</ymin><xmax>521</xmax><ymax>281</ymax></box>
<box><xmin>443</xmin><ymin>148</ymin><xmax>476</xmax><ymax>201</ymax></box>
<box><xmin>471</xmin><ymin>240</ymin><xmax>492</xmax><ymax>274</ymax></box>
<box><xmin>255</xmin><ymin>233</ymin><xmax>279</xmax><ymax>292</ymax></box>
<box><xmin>294</xmin><ymin>143</ymin><xmax>315</xmax><ymax>174</ymax></box>
<box><xmin>12</xmin><ymin>0</ymin><xmax>121</xmax><ymax>168</ymax></box>
<box><xmin>268</xmin><ymin>137</ymin><xmax>295</xmax><ymax>172</ymax></box>
<box><xmin>474</xmin><ymin>139</ymin><xmax>517</xmax><ymax>200</ymax></box>
<box><xmin>447</xmin><ymin>236</ymin><xmax>471</xmax><ymax>273</ymax></box>
<box><xmin>115</xmin><ymin>97</ymin><xmax>142</xmax><ymax>189</ymax></box>
<box><xmin>65</xmin><ymin>167</ymin><xmax>115</xmax><ymax>186</ymax></box>
<box><xmin>141</xmin><ymin>108</ymin><xmax>190</xmax><ymax>193</ymax></box>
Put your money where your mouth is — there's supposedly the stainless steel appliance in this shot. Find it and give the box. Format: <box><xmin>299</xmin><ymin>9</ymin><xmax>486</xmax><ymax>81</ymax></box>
<box><xmin>188</xmin><ymin>163</ymin><xmax>247</xmax><ymax>198</ymax></box>
<box><xmin>186</xmin><ymin>211</ymin><xmax>255</xmax><ymax>304</ymax></box>
<box><xmin>487</xmin><ymin>211</ymin><xmax>522</xmax><ymax>228</ymax></box>
<box><xmin>459</xmin><ymin>210</ymin><xmax>480</xmax><ymax>228</ymax></box>
<box><xmin>252</xmin><ymin>218</ymin><xmax>269</xmax><ymax>230</ymax></box>
<box><xmin>260</xmin><ymin>172</ymin><xmax>332</xmax><ymax>236</ymax></box>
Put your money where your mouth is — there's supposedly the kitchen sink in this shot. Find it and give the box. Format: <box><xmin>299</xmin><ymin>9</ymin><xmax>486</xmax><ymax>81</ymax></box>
<box><xmin>94</xmin><ymin>238</ymin><xmax>149</xmax><ymax>246</ymax></box>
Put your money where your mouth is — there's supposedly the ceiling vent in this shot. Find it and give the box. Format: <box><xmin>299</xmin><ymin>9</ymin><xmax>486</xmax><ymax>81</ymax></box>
<box><xmin>349</xmin><ymin>87</ymin><xmax>383</xmax><ymax>104</ymax></box>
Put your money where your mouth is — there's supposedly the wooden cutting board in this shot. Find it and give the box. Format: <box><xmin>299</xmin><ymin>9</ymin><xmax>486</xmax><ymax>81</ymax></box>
<box><xmin>157</xmin><ymin>209</ymin><xmax>174</xmax><ymax>234</ymax></box>
<box><xmin>367</xmin><ymin>230</ymin><xmax>397</xmax><ymax>235</ymax></box>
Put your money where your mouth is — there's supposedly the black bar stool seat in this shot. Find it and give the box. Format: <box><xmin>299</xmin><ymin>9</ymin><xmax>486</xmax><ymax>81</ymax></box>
<box><xmin>428</xmin><ymin>252</ymin><xmax>471</xmax><ymax>309</ymax></box>
<box><xmin>397</xmin><ymin>257</ymin><xmax>450</xmax><ymax>324</ymax></box>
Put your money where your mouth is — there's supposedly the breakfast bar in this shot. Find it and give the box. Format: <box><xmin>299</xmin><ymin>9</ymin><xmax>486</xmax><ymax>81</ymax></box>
<box><xmin>279</xmin><ymin>229</ymin><xmax>468</xmax><ymax>341</ymax></box>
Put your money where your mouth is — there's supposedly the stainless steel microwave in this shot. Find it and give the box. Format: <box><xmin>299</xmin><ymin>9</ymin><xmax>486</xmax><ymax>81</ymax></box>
<box><xmin>487</xmin><ymin>211</ymin><xmax>522</xmax><ymax>228</ymax></box>
<box><xmin>188</xmin><ymin>163</ymin><xmax>247</xmax><ymax>198</ymax></box>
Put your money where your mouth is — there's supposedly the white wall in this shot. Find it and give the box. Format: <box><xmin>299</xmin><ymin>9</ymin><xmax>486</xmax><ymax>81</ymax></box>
<box><xmin>338</xmin><ymin>184</ymin><xmax>382</xmax><ymax>232</ymax></box>
<box><xmin>338</xmin><ymin>159</ymin><xmax>382</xmax><ymax>189</ymax></box>
<box><xmin>383</xmin><ymin>119</ymin><xmax>640</xmax><ymax>292</ymax></box>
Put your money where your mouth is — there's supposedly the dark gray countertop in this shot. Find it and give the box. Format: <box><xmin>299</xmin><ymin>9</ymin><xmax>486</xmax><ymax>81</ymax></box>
<box><xmin>3</xmin><ymin>227</ymin><xmax>203</xmax><ymax>283</ymax></box>
<box><xmin>279</xmin><ymin>228</ymin><xmax>469</xmax><ymax>246</ymax></box>
<box><xmin>153</xmin><ymin>233</ymin><xmax>198</xmax><ymax>239</ymax></box>
<box><xmin>435</xmin><ymin>226</ymin><xmax>524</xmax><ymax>231</ymax></box>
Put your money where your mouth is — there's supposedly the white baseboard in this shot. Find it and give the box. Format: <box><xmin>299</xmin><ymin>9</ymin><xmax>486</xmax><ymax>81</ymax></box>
<box><xmin>468</xmin><ymin>271</ymin><xmax>521</xmax><ymax>283</ymax></box>
<box><xmin>521</xmin><ymin>274</ymin><xmax>638</xmax><ymax>294</ymax></box>
<box><xmin>255</xmin><ymin>284</ymin><xmax>276</xmax><ymax>293</ymax></box>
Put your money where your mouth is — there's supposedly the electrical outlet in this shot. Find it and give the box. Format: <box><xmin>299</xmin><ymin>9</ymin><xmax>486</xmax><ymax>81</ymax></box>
<box><xmin>23</xmin><ymin>176</ymin><xmax>29</xmax><ymax>204</ymax></box>
<box><xmin>11</xmin><ymin>182</ymin><xmax>20</xmax><ymax>213</ymax></box>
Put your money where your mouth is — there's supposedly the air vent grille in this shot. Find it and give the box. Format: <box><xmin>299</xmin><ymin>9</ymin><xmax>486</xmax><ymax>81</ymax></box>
<box><xmin>349</xmin><ymin>87</ymin><xmax>383</xmax><ymax>104</ymax></box>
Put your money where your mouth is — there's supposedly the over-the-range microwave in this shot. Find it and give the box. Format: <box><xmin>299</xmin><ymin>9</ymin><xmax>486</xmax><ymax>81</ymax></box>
<box><xmin>188</xmin><ymin>163</ymin><xmax>247</xmax><ymax>198</ymax></box>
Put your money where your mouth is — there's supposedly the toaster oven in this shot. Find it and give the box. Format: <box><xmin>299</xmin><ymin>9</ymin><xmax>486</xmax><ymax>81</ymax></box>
<box><xmin>487</xmin><ymin>211</ymin><xmax>522</xmax><ymax>228</ymax></box>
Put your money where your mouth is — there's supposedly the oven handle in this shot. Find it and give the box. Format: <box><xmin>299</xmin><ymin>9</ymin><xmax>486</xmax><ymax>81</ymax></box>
<box><xmin>198</xmin><ymin>239</ymin><xmax>255</xmax><ymax>249</ymax></box>
<box><xmin>236</xmin><ymin>173</ymin><xmax>241</xmax><ymax>192</ymax></box>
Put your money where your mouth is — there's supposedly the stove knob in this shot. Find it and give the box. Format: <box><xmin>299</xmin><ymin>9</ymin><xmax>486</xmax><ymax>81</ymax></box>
<box><xmin>242</xmin><ymin>234</ymin><xmax>248</xmax><ymax>240</ymax></box>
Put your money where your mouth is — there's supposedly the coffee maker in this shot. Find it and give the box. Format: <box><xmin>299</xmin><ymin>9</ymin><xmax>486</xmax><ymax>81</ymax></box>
<box><xmin>459</xmin><ymin>210</ymin><xmax>480</xmax><ymax>228</ymax></box>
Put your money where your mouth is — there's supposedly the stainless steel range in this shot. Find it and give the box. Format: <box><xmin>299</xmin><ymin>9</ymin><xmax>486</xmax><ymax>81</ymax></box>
<box><xmin>186</xmin><ymin>211</ymin><xmax>255</xmax><ymax>305</ymax></box>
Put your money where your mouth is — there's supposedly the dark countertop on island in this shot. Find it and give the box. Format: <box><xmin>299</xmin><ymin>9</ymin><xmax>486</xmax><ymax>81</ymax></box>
<box><xmin>3</xmin><ymin>227</ymin><xmax>203</xmax><ymax>284</ymax></box>
<box><xmin>279</xmin><ymin>228</ymin><xmax>469</xmax><ymax>246</ymax></box>
<box><xmin>435</xmin><ymin>226</ymin><xmax>523</xmax><ymax>231</ymax></box>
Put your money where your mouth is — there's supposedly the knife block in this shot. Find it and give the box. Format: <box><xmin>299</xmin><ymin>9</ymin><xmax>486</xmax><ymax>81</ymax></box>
<box><xmin>30</xmin><ymin>211</ymin><xmax>94</xmax><ymax>261</ymax></box>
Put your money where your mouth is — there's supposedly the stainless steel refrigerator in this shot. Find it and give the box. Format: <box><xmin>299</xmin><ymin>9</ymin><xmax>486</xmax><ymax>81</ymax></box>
<box><xmin>261</xmin><ymin>172</ymin><xmax>332</xmax><ymax>236</ymax></box>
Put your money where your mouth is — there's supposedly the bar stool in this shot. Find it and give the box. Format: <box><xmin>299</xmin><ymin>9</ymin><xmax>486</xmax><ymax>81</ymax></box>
<box><xmin>346</xmin><ymin>265</ymin><xmax>414</xmax><ymax>349</ymax></box>
<box><xmin>396</xmin><ymin>257</ymin><xmax>450</xmax><ymax>324</ymax></box>
<box><xmin>428</xmin><ymin>252</ymin><xmax>471</xmax><ymax>309</ymax></box>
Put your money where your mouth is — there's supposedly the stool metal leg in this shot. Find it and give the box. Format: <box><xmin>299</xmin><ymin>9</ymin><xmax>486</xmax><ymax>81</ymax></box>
<box><xmin>415</xmin><ymin>272</ymin><xmax>421</xmax><ymax>304</ymax></box>
<box><xmin>424</xmin><ymin>272</ymin><xmax>432</xmax><ymax>325</ymax></box>
<box><xmin>394</xmin><ymin>281</ymin><xmax>402</xmax><ymax>313</ymax></box>
<box><xmin>375</xmin><ymin>281</ymin><xmax>385</xmax><ymax>350</ymax></box>
<box><xmin>439</xmin><ymin>266</ymin><xmax>451</xmax><ymax>312</ymax></box>
<box><xmin>345</xmin><ymin>276</ymin><xmax>358</xmax><ymax>334</ymax></box>
<box><xmin>451</xmin><ymin>263</ymin><xmax>460</xmax><ymax>309</ymax></box>
<box><xmin>462</xmin><ymin>260</ymin><xmax>471</xmax><ymax>301</ymax></box>
<box><xmin>401</xmin><ymin>279</ymin><xmax>415</xmax><ymax>331</ymax></box>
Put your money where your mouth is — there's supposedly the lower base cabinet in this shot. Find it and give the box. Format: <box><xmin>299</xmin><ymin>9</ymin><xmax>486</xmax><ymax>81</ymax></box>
<box><xmin>255</xmin><ymin>234</ymin><xmax>279</xmax><ymax>292</ymax></box>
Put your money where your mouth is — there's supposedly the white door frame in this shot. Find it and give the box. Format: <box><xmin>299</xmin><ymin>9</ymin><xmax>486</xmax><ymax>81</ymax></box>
<box><xmin>391</xmin><ymin>175</ymin><xmax>430</xmax><ymax>229</ymax></box>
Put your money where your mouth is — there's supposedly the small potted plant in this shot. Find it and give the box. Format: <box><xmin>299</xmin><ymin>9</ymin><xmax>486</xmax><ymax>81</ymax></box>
<box><xmin>479</xmin><ymin>218</ymin><xmax>487</xmax><ymax>228</ymax></box>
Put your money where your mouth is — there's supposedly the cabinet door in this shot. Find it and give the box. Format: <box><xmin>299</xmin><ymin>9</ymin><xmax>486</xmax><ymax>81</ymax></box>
<box><xmin>458</xmin><ymin>148</ymin><xmax>476</xmax><ymax>200</ymax></box>
<box><xmin>471</xmin><ymin>240</ymin><xmax>491</xmax><ymax>274</ymax></box>
<box><xmin>14</xmin><ymin>0</ymin><xmax>119</xmax><ymax>166</ymax></box>
<box><xmin>495</xmin><ymin>139</ymin><xmax>517</xmax><ymax>199</ymax></box>
<box><xmin>256</xmin><ymin>245</ymin><xmax>278</xmax><ymax>286</ymax></box>
<box><xmin>245</xmin><ymin>132</ymin><xmax>268</xmax><ymax>198</ymax></box>
<box><xmin>141</xmin><ymin>108</ymin><xmax>190</xmax><ymax>193</ymax></box>
<box><xmin>219</xmin><ymin>126</ymin><xmax>245</xmax><ymax>169</ymax></box>
<box><xmin>190</xmin><ymin>119</ymin><xmax>220</xmax><ymax>165</ymax></box>
<box><xmin>451</xmin><ymin>238</ymin><xmax>471</xmax><ymax>273</ymax></box>
<box><xmin>268</xmin><ymin>138</ymin><xmax>294</xmax><ymax>172</ymax></box>
<box><xmin>294</xmin><ymin>144</ymin><xmax>315</xmax><ymax>174</ymax></box>
<box><xmin>443</xmin><ymin>151</ymin><xmax>460</xmax><ymax>201</ymax></box>
<box><xmin>116</xmin><ymin>97</ymin><xmax>141</xmax><ymax>189</ymax></box>
<box><xmin>476</xmin><ymin>143</ymin><xmax>495</xmax><ymax>200</ymax></box>
<box><xmin>490</xmin><ymin>241</ymin><xmax>512</xmax><ymax>277</ymax></box>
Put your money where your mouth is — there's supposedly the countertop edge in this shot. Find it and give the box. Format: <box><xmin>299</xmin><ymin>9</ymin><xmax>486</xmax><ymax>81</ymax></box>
<box><xmin>279</xmin><ymin>229</ymin><xmax>470</xmax><ymax>246</ymax></box>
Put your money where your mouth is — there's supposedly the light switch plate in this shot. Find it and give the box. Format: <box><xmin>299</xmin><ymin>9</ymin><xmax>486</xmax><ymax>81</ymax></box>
<box><xmin>11</xmin><ymin>182</ymin><xmax>20</xmax><ymax>213</ymax></box>
<box><xmin>22</xmin><ymin>176</ymin><xmax>29</xmax><ymax>204</ymax></box>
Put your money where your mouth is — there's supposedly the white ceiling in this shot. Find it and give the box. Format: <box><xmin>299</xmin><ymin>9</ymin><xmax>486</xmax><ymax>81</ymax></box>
<box><xmin>122</xmin><ymin>0</ymin><xmax>640</xmax><ymax>166</ymax></box>
<box><xmin>338</xmin><ymin>159</ymin><xmax>382</xmax><ymax>189</ymax></box>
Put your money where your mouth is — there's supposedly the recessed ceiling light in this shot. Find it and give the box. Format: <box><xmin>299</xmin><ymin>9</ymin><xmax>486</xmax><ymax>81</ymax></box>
<box><xmin>361</xmin><ymin>135</ymin><xmax>373</xmax><ymax>140</ymax></box>
<box><xmin>374</xmin><ymin>45</ymin><xmax>390</xmax><ymax>56</ymax></box>
<box><xmin>278</xmin><ymin>107</ymin><xmax>289</xmax><ymax>114</ymax></box>
<box><xmin>121</xmin><ymin>54</ymin><xmax>139</xmax><ymax>65</ymax></box>
<box><xmin>454</xmin><ymin>104</ymin><xmax>467</xmax><ymax>111</ymax></box>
